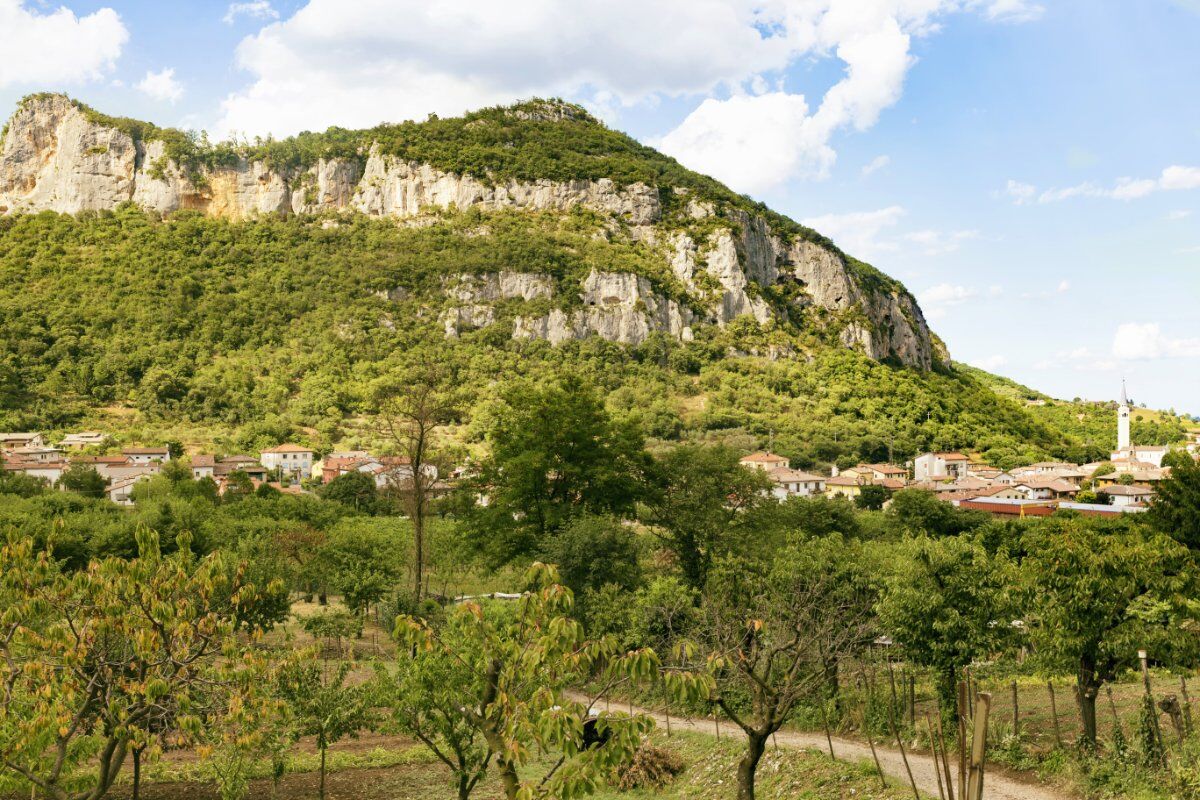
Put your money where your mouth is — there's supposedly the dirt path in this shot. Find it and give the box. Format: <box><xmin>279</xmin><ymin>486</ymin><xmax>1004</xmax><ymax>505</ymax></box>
<box><xmin>586</xmin><ymin>696</ymin><xmax>1070</xmax><ymax>800</ymax></box>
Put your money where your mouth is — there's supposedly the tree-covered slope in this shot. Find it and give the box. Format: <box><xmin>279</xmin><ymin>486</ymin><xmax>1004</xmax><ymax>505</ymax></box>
<box><xmin>0</xmin><ymin>206</ymin><xmax>1119</xmax><ymax>468</ymax></box>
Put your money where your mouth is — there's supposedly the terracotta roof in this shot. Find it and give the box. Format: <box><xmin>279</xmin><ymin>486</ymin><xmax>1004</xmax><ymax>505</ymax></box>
<box><xmin>826</xmin><ymin>475</ymin><xmax>864</xmax><ymax>487</ymax></box>
<box><xmin>740</xmin><ymin>451</ymin><xmax>789</xmax><ymax>464</ymax></box>
<box><xmin>72</xmin><ymin>455</ymin><xmax>131</xmax><ymax>465</ymax></box>
<box><xmin>261</xmin><ymin>444</ymin><xmax>314</xmax><ymax>454</ymax></box>
<box><xmin>1100</xmin><ymin>484</ymin><xmax>1155</xmax><ymax>496</ymax></box>
<box><xmin>937</xmin><ymin>452</ymin><xmax>970</xmax><ymax>461</ymax></box>
<box><xmin>768</xmin><ymin>467</ymin><xmax>825</xmax><ymax>483</ymax></box>
<box><xmin>856</xmin><ymin>462</ymin><xmax>907</xmax><ymax>475</ymax></box>
<box><xmin>123</xmin><ymin>447</ymin><xmax>168</xmax><ymax>455</ymax></box>
<box><xmin>191</xmin><ymin>455</ymin><xmax>217</xmax><ymax>467</ymax></box>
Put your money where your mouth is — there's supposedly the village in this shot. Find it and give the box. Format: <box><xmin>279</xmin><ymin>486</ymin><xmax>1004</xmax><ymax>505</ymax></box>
<box><xmin>3</xmin><ymin>384</ymin><xmax>1196</xmax><ymax>515</ymax></box>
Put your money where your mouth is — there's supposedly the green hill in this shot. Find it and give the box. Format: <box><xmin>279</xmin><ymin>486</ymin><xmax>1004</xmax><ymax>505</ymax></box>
<box><xmin>0</xmin><ymin>95</ymin><xmax>1186</xmax><ymax>468</ymax></box>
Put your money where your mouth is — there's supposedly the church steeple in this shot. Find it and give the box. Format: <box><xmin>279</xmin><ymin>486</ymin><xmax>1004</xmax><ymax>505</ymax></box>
<box><xmin>1117</xmin><ymin>379</ymin><xmax>1131</xmax><ymax>452</ymax></box>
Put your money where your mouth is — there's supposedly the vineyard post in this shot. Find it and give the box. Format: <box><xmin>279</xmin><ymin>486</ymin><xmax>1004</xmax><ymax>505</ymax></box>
<box><xmin>1047</xmin><ymin>682</ymin><xmax>1063</xmax><ymax>748</ymax></box>
<box><xmin>966</xmin><ymin>692</ymin><xmax>992</xmax><ymax>800</ymax></box>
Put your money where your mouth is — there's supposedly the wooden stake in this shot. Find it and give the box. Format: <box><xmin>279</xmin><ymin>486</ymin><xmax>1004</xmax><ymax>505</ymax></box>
<box><xmin>926</xmin><ymin>712</ymin><xmax>947</xmax><ymax>800</ymax></box>
<box><xmin>1047</xmin><ymin>682</ymin><xmax>1064</xmax><ymax>748</ymax></box>
<box><xmin>862</xmin><ymin>702</ymin><xmax>887</xmax><ymax>789</ymax></box>
<box><xmin>1011</xmin><ymin>680</ymin><xmax>1020</xmax><ymax>738</ymax></box>
<box><xmin>885</xmin><ymin>685</ymin><xmax>921</xmax><ymax>800</ymax></box>
<box><xmin>966</xmin><ymin>692</ymin><xmax>992</xmax><ymax>800</ymax></box>
<box><xmin>935</xmin><ymin>706</ymin><xmax>956</xmax><ymax>800</ymax></box>
<box><xmin>819</xmin><ymin>697</ymin><xmax>836</xmax><ymax>760</ymax></box>
<box><xmin>957</xmin><ymin>680</ymin><xmax>968</xmax><ymax>800</ymax></box>
<box><xmin>1106</xmin><ymin>685</ymin><xmax>1125</xmax><ymax>742</ymax></box>
<box><xmin>1181</xmin><ymin>675</ymin><xmax>1194</xmax><ymax>736</ymax></box>
<box><xmin>1140</xmin><ymin>649</ymin><xmax>1166</xmax><ymax>764</ymax></box>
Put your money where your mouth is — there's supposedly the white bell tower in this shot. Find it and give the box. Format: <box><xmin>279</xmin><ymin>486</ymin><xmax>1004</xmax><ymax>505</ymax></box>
<box><xmin>1117</xmin><ymin>380</ymin><xmax>1131</xmax><ymax>452</ymax></box>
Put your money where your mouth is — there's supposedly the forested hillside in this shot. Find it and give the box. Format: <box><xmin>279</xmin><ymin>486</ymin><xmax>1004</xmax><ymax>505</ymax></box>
<box><xmin>0</xmin><ymin>95</ymin><xmax>1189</xmax><ymax>468</ymax></box>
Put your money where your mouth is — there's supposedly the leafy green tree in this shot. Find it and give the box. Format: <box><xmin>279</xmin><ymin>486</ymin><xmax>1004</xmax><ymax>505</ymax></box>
<box><xmin>876</xmin><ymin>534</ymin><xmax>1017</xmax><ymax>713</ymax></box>
<box><xmin>1148</xmin><ymin>452</ymin><xmax>1200</xmax><ymax>549</ymax></box>
<box><xmin>464</xmin><ymin>376</ymin><xmax>651</xmax><ymax>565</ymax></box>
<box><xmin>319</xmin><ymin>526</ymin><xmax>405</xmax><ymax>622</ymax></box>
<box><xmin>0</xmin><ymin>529</ymin><xmax>274</xmax><ymax>800</ymax></box>
<box><xmin>690</xmin><ymin>539</ymin><xmax>875</xmax><ymax>800</ymax></box>
<box><xmin>320</xmin><ymin>470</ymin><xmax>379</xmax><ymax>513</ymax></box>
<box><xmin>58</xmin><ymin>464</ymin><xmax>108</xmax><ymax>499</ymax></box>
<box><xmin>854</xmin><ymin>483</ymin><xmax>891</xmax><ymax>511</ymax></box>
<box><xmin>887</xmin><ymin>489</ymin><xmax>988</xmax><ymax>537</ymax></box>
<box><xmin>277</xmin><ymin>661</ymin><xmax>373</xmax><ymax>800</ymax></box>
<box><xmin>545</xmin><ymin>514</ymin><xmax>642</xmax><ymax>620</ymax></box>
<box><xmin>641</xmin><ymin>444</ymin><xmax>770</xmax><ymax>588</ymax></box>
<box><xmin>1021</xmin><ymin>518</ymin><xmax>1195</xmax><ymax>745</ymax></box>
<box><xmin>393</xmin><ymin>563</ymin><xmax>693</xmax><ymax>800</ymax></box>
<box><xmin>222</xmin><ymin>469</ymin><xmax>254</xmax><ymax>501</ymax></box>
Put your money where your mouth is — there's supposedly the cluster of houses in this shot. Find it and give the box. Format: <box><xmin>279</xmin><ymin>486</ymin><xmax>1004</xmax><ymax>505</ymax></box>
<box><xmin>0</xmin><ymin>432</ymin><xmax>448</xmax><ymax>506</ymax></box>
<box><xmin>738</xmin><ymin>385</ymin><xmax>1199</xmax><ymax>518</ymax></box>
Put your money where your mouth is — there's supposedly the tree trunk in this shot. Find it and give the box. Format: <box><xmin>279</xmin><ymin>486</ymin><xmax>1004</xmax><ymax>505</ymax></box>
<box><xmin>497</xmin><ymin>756</ymin><xmax>521</xmax><ymax>800</ymax></box>
<box><xmin>1077</xmin><ymin>674</ymin><xmax>1099</xmax><ymax>746</ymax></box>
<box><xmin>457</xmin><ymin>774</ymin><xmax>473</xmax><ymax>800</ymax></box>
<box><xmin>413</xmin><ymin>506</ymin><xmax>425</xmax><ymax>602</ymax></box>
<box><xmin>737</xmin><ymin>732</ymin><xmax>768</xmax><ymax>800</ymax></box>
<box><xmin>319</xmin><ymin>746</ymin><xmax>327</xmax><ymax>800</ymax></box>
<box><xmin>132</xmin><ymin>747</ymin><xmax>141</xmax><ymax>800</ymax></box>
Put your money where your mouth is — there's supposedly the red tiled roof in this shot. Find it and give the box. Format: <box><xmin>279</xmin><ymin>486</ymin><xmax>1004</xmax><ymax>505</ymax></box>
<box><xmin>740</xmin><ymin>451</ymin><xmax>789</xmax><ymax>464</ymax></box>
<box><xmin>262</xmin><ymin>444</ymin><xmax>313</xmax><ymax>454</ymax></box>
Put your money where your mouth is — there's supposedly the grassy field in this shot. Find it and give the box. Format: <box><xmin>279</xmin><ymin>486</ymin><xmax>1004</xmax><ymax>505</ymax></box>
<box><xmin>98</xmin><ymin>731</ymin><xmax>919</xmax><ymax>800</ymax></box>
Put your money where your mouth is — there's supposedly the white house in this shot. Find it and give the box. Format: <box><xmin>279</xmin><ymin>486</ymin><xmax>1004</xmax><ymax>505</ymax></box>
<box><xmin>1100</xmin><ymin>484</ymin><xmax>1156</xmax><ymax>508</ymax></box>
<box><xmin>123</xmin><ymin>447</ymin><xmax>170</xmax><ymax>465</ymax></box>
<box><xmin>766</xmin><ymin>467</ymin><xmax>827</xmax><ymax>500</ymax></box>
<box><xmin>739</xmin><ymin>451</ymin><xmax>790</xmax><ymax>472</ymax></box>
<box><xmin>260</xmin><ymin>444</ymin><xmax>315</xmax><ymax>478</ymax></box>
<box><xmin>0</xmin><ymin>432</ymin><xmax>45</xmax><ymax>451</ymax></box>
<box><xmin>59</xmin><ymin>432</ymin><xmax>108</xmax><ymax>450</ymax></box>
<box><xmin>8</xmin><ymin>445</ymin><xmax>64</xmax><ymax>464</ymax></box>
<box><xmin>107</xmin><ymin>473</ymin><xmax>153</xmax><ymax>506</ymax></box>
<box><xmin>912</xmin><ymin>452</ymin><xmax>970</xmax><ymax>482</ymax></box>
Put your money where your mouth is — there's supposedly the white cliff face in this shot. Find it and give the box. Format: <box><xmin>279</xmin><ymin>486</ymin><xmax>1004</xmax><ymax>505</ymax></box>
<box><xmin>0</xmin><ymin>95</ymin><xmax>137</xmax><ymax>213</ymax></box>
<box><xmin>351</xmin><ymin>149</ymin><xmax>659</xmax><ymax>224</ymax></box>
<box><xmin>510</xmin><ymin>271</ymin><xmax>693</xmax><ymax>346</ymax></box>
<box><xmin>1</xmin><ymin>95</ymin><xmax>945</xmax><ymax>368</ymax></box>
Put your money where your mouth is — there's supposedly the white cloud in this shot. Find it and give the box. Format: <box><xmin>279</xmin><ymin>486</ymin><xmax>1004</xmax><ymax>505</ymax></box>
<box><xmin>215</xmin><ymin>1</ymin><xmax>1039</xmax><ymax>192</ymax></box>
<box><xmin>800</xmin><ymin>205</ymin><xmax>906</xmax><ymax>257</ymax></box>
<box><xmin>1018</xmin><ymin>165</ymin><xmax>1200</xmax><ymax>204</ymax></box>
<box><xmin>1167</xmin><ymin>209</ymin><xmax>1192</xmax><ymax>220</ymax></box>
<box><xmin>969</xmin><ymin>354</ymin><xmax>1009</xmax><ymax>371</ymax></box>
<box><xmin>969</xmin><ymin>0</ymin><xmax>1045</xmax><ymax>22</ymax></box>
<box><xmin>1112</xmin><ymin>323</ymin><xmax>1200</xmax><ymax>360</ymax></box>
<box><xmin>918</xmin><ymin>283</ymin><xmax>979</xmax><ymax>319</ymax></box>
<box><xmin>862</xmin><ymin>154</ymin><xmax>891</xmax><ymax>176</ymax></box>
<box><xmin>1003</xmin><ymin>179</ymin><xmax>1036</xmax><ymax>204</ymax></box>
<box><xmin>1020</xmin><ymin>278</ymin><xmax>1072</xmax><ymax>299</ymax></box>
<box><xmin>0</xmin><ymin>0</ymin><xmax>127</xmax><ymax>87</ymax></box>
<box><xmin>136</xmin><ymin>68</ymin><xmax>184</xmax><ymax>104</ymax></box>
<box><xmin>1056</xmin><ymin>279</ymin><xmax>1070</xmax><ymax>293</ymax></box>
<box><xmin>223</xmin><ymin>1</ymin><xmax>279</xmax><ymax>25</ymax></box>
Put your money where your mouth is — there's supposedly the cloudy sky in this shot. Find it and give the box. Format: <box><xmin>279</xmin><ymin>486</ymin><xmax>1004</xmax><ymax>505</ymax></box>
<box><xmin>1</xmin><ymin>0</ymin><xmax>1198</xmax><ymax>414</ymax></box>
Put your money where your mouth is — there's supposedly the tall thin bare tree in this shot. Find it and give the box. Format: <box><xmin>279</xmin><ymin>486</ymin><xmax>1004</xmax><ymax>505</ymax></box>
<box><xmin>376</xmin><ymin>364</ymin><xmax>455</xmax><ymax>602</ymax></box>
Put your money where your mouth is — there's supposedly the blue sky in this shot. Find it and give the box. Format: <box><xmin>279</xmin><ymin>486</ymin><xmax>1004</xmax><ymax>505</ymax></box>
<box><xmin>1</xmin><ymin>0</ymin><xmax>1197</xmax><ymax>414</ymax></box>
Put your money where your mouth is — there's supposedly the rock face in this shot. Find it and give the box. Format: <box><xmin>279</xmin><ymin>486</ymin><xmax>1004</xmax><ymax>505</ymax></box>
<box><xmin>0</xmin><ymin>94</ymin><xmax>946</xmax><ymax>369</ymax></box>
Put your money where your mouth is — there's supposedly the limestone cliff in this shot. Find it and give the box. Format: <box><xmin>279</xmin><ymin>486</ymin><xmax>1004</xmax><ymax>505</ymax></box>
<box><xmin>0</xmin><ymin>93</ymin><xmax>947</xmax><ymax>369</ymax></box>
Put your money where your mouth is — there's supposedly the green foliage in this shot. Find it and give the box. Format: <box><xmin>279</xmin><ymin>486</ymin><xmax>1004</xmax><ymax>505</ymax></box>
<box><xmin>1148</xmin><ymin>452</ymin><xmax>1200</xmax><ymax>550</ymax></box>
<box><xmin>392</xmin><ymin>563</ymin><xmax>676</xmax><ymax>800</ymax></box>
<box><xmin>877</xmin><ymin>534</ymin><xmax>1017</xmax><ymax>711</ymax></box>
<box><xmin>320</xmin><ymin>470</ymin><xmax>381</xmax><ymax>514</ymax></box>
<box><xmin>641</xmin><ymin>443</ymin><xmax>772</xmax><ymax>588</ymax></box>
<box><xmin>1019</xmin><ymin>517</ymin><xmax>1196</xmax><ymax>744</ymax></box>
<box><xmin>0</xmin><ymin>529</ymin><xmax>276</xmax><ymax>799</ymax></box>
<box><xmin>57</xmin><ymin>464</ymin><xmax>108</xmax><ymax>498</ymax></box>
<box><xmin>277</xmin><ymin>661</ymin><xmax>373</xmax><ymax>800</ymax></box>
<box><xmin>461</xmin><ymin>375</ymin><xmax>651</xmax><ymax>565</ymax></box>
<box><xmin>545</xmin><ymin>514</ymin><xmax>643</xmax><ymax>619</ymax></box>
